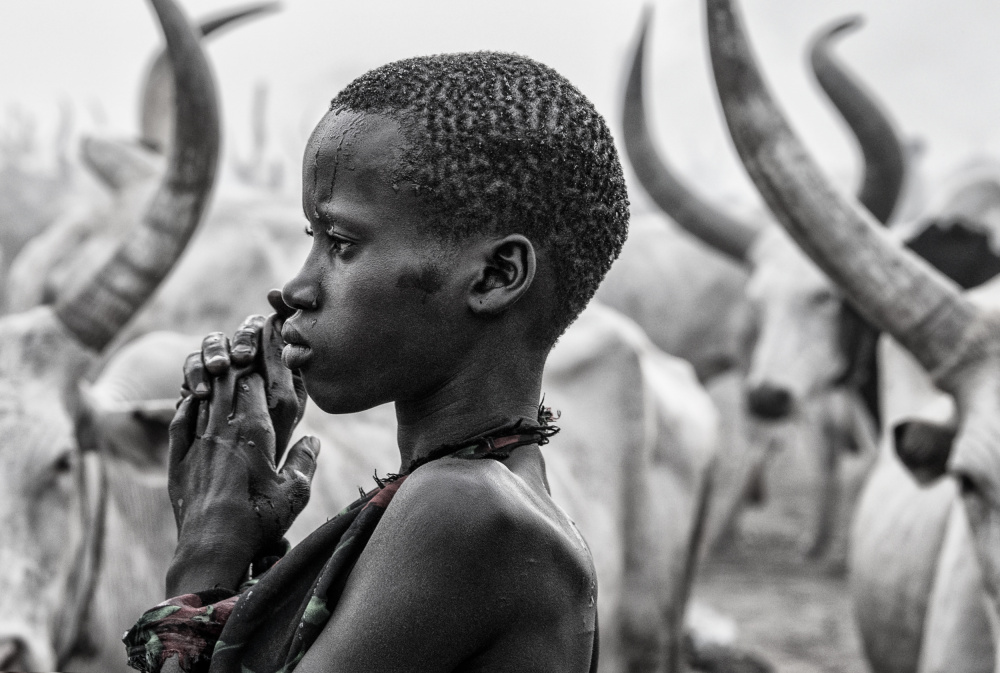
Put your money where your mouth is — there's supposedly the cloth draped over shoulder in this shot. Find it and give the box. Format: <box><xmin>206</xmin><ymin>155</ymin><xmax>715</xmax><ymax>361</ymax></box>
<box><xmin>123</xmin><ymin>426</ymin><xmax>562</xmax><ymax>673</ymax></box>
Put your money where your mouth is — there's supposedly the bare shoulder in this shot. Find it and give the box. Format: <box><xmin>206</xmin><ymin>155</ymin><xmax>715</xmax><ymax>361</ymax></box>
<box><xmin>300</xmin><ymin>451</ymin><xmax>598</xmax><ymax>672</ymax></box>
<box><xmin>386</xmin><ymin>454</ymin><xmax>597</xmax><ymax>595</ymax></box>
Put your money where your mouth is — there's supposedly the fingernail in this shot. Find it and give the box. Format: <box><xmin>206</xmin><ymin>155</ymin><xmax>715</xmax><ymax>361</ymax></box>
<box><xmin>205</xmin><ymin>356</ymin><xmax>228</xmax><ymax>372</ymax></box>
<box><xmin>195</xmin><ymin>383</ymin><xmax>209</xmax><ymax>396</ymax></box>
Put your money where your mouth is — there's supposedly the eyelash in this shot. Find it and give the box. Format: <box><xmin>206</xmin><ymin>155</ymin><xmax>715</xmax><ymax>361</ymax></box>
<box><xmin>304</xmin><ymin>224</ymin><xmax>352</xmax><ymax>254</ymax></box>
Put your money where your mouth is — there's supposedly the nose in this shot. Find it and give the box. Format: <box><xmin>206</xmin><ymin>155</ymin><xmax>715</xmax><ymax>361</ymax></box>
<box><xmin>281</xmin><ymin>271</ymin><xmax>319</xmax><ymax>312</ymax></box>
<box><xmin>0</xmin><ymin>637</ymin><xmax>29</xmax><ymax>671</ymax></box>
<box><xmin>746</xmin><ymin>383</ymin><xmax>793</xmax><ymax>420</ymax></box>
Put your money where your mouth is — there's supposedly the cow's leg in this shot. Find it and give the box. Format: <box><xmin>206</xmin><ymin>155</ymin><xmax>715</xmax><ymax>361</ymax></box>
<box><xmin>805</xmin><ymin>413</ymin><xmax>840</xmax><ymax>559</ymax></box>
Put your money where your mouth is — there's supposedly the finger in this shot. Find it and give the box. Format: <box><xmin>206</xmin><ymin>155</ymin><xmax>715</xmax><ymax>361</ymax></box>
<box><xmin>280</xmin><ymin>436</ymin><xmax>320</xmax><ymax>516</ymax></box>
<box><xmin>229</xmin><ymin>372</ymin><xmax>280</xmax><ymax>464</ymax></box>
<box><xmin>202</xmin><ymin>332</ymin><xmax>231</xmax><ymax>377</ymax></box>
<box><xmin>261</xmin><ymin>315</ymin><xmax>302</xmax><ymax>455</ymax></box>
<box><xmin>231</xmin><ymin>372</ymin><xmax>271</xmax><ymax>426</ymax></box>
<box><xmin>183</xmin><ymin>351</ymin><xmax>210</xmax><ymax>399</ymax></box>
<box><xmin>292</xmin><ymin>371</ymin><xmax>308</xmax><ymax>427</ymax></box>
<box><xmin>196</xmin><ymin>396</ymin><xmax>210</xmax><ymax>439</ymax></box>
<box><xmin>267</xmin><ymin>289</ymin><xmax>295</xmax><ymax>321</ymax></box>
<box><xmin>280</xmin><ymin>436</ymin><xmax>321</xmax><ymax>479</ymax></box>
<box><xmin>168</xmin><ymin>396</ymin><xmax>201</xmax><ymax>469</ymax></box>
<box><xmin>230</xmin><ymin>314</ymin><xmax>267</xmax><ymax>367</ymax></box>
<box><xmin>205</xmin><ymin>366</ymin><xmax>239</xmax><ymax>433</ymax></box>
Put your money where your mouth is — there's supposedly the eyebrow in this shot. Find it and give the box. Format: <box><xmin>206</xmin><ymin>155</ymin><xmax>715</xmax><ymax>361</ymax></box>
<box><xmin>312</xmin><ymin>205</ymin><xmax>371</xmax><ymax>233</ymax></box>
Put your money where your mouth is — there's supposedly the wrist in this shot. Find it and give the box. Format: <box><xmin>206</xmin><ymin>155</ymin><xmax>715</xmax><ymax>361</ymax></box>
<box><xmin>166</xmin><ymin>538</ymin><xmax>254</xmax><ymax>597</ymax></box>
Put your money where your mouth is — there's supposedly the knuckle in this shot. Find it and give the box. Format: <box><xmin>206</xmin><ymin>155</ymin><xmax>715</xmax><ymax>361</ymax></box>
<box><xmin>202</xmin><ymin>332</ymin><xmax>226</xmax><ymax>347</ymax></box>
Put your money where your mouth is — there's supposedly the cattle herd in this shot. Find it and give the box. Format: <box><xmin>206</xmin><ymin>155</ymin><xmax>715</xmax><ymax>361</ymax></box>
<box><xmin>1</xmin><ymin>0</ymin><xmax>999</xmax><ymax>671</ymax></box>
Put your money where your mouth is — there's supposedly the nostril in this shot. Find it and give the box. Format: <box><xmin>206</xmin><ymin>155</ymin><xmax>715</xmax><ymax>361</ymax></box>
<box><xmin>746</xmin><ymin>384</ymin><xmax>793</xmax><ymax>420</ymax></box>
<box><xmin>0</xmin><ymin>637</ymin><xmax>28</xmax><ymax>671</ymax></box>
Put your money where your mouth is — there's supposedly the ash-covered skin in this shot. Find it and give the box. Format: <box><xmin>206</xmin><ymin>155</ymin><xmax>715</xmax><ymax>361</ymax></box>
<box><xmin>395</xmin><ymin>264</ymin><xmax>446</xmax><ymax>302</ymax></box>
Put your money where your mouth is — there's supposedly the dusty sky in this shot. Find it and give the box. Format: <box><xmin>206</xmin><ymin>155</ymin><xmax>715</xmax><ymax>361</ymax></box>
<box><xmin>2</xmin><ymin>0</ymin><xmax>999</xmax><ymax>207</ymax></box>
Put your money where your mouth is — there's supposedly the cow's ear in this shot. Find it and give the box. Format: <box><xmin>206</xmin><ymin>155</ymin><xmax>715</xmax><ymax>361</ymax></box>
<box><xmin>905</xmin><ymin>220</ymin><xmax>1000</xmax><ymax>290</ymax></box>
<box><xmin>81</xmin><ymin>382</ymin><xmax>175</xmax><ymax>470</ymax></box>
<box><xmin>894</xmin><ymin>418</ymin><xmax>957</xmax><ymax>485</ymax></box>
<box><xmin>79</xmin><ymin>136</ymin><xmax>162</xmax><ymax>193</ymax></box>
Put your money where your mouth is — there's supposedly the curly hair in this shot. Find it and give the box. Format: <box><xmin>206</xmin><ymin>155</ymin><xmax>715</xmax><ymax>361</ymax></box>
<box><xmin>330</xmin><ymin>51</ymin><xmax>630</xmax><ymax>343</ymax></box>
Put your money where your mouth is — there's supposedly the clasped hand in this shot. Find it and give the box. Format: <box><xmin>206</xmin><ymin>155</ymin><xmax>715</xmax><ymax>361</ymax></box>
<box><xmin>166</xmin><ymin>291</ymin><xmax>319</xmax><ymax>593</ymax></box>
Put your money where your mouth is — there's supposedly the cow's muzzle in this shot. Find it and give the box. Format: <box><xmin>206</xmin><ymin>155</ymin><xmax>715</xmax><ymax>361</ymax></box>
<box><xmin>746</xmin><ymin>383</ymin><xmax>793</xmax><ymax>420</ymax></box>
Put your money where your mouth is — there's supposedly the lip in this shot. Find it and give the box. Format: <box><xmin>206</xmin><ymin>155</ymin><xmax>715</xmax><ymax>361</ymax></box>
<box><xmin>281</xmin><ymin>321</ymin><xmax>312</xmax><ymax>369</ymax></box>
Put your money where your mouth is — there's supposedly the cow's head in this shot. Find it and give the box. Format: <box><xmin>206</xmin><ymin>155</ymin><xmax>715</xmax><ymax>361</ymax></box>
<box><xmin>622</xmin><ymin>11</ymin><xmax>904</xmax><ymax>423</ymax></box>
<box><xmin>703</xmin><ymin>0</ymin><xmax>1000</xmax><ymax>646</ymax></box>
<box><xmin>4</xmin><ymin>2</ymin><xmax>277</xmax><ymax>315</ymax></box>
<box><xmin>0</xmin><ymin>0</ymin><xmax>219</xmax><ymax>668</ymax></box>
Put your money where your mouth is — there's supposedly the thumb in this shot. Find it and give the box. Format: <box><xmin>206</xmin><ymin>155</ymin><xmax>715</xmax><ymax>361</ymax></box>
<box><xmin>281</xmin><ymin>436</ymin><xmax>320</xmax><ymax>516</ymax></box>
<box><xmin>281</xmin><ymin>436</ymin><xmax>321</xmax><ymax>482</ymax></box>
<box><xmin>168</xmin><ymin>395</ymin><xmax>200</xmax><ymax>470</ymax></box>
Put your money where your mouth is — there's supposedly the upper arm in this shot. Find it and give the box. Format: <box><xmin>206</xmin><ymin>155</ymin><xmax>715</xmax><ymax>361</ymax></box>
<box><xmin>295</xmin><ymin>461</ymin><xmax>549</xmax><ymax>673</ymax></box>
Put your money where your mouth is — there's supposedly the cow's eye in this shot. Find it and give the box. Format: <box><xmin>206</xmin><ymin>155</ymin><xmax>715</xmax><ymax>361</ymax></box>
<box><xmin>958</xmin><ymin>473</ymin><xmax>978</xmax><ymax>496</ymax></box>
<box><xmin>51</xmin><ymin>450</ymin><xmax>76</xmax><ymax>475</ymax></box>
<box><xmin>810</xmin><ymin>289</ymin><xmax>836</xmax><ymax>306</ymax></box>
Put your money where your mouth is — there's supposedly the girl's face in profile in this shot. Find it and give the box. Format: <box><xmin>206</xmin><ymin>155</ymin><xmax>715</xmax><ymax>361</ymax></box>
<box><xmin>281</xmin><ymin>109</ymin><xmax>474</xmax><ymax>415</ymax></box>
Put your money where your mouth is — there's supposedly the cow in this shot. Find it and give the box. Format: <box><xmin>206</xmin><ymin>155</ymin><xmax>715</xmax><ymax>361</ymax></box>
<box><xmin>621</xmin><ymin>7</ymin><xmax>1000</xmax><ymax>561</ymax></box>
<box><xmin>0</xmin><ymin>0</ymin><xmax>219</xmax><ymax>669</ymax></box>
<box><xmin>700</xmin><ymin>0</ymin><xmax>1000</xmax><ymax>671</ymax></box>
<box><xmin>615</xmin><ymin>10</ymin><xmax>908</xmax><ymax>558</ymax></box>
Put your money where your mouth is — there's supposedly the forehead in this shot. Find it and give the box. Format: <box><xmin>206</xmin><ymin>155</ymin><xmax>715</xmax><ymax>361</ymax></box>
<box><xmin>302</xmin><ymin>109</ymin><xmax>409</xmax><ymax>219</ymax></box>
<box><xmin>748</xmin><ymin>228</ymin><xmax>833</xmax><ymax>296</ymax></box>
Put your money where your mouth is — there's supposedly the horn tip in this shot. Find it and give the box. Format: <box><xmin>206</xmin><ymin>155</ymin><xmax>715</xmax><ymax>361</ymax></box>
<box><xmin>821</xmin><ymin>15</ymin><xmax>865</xmax><ymax>42</ymax></box>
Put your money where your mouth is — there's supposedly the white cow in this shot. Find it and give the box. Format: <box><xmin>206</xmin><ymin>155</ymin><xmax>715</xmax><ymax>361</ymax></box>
<box><xmin>616</xmin><ymin>10</ymin><xmax>911</xmax><ymax>559</ymax></box>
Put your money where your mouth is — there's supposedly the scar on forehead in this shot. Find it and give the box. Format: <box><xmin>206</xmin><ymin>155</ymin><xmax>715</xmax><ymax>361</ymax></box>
<box><xmin>396</xmin><ymin>264</ymin><xmax>445</xmax><ymax>303</ymax></box>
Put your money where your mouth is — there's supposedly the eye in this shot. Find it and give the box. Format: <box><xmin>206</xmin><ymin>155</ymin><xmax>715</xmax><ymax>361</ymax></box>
<box><xmin>809</xmin><ymin>289</ymin><xmax>837</xmax><ymax>307</ymax></box>
<box><xmin>328</xmin><ymin>236</ymin><xmax>352</xmax><ymax>254</ymax></box>
<box><xmin>958</xmin><ymin>473</ymin><xmax>977</xmax><ymax>496</ymax></box>
<box><xmin>49</xmin><ymin>449</ymin><xmax>78</xmax><ymax>479</ymax></box>
<box><xmin>324</xmin><ymin>226</ymin><xmax>354</xmax><ymax>255</ymax></box>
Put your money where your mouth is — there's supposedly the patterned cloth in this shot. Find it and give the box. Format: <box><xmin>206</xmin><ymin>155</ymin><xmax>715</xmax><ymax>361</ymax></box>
<box><xmin>124</xmin><ymin>429</ymin><xmax>556</xmax><ymax>673</ymax></box>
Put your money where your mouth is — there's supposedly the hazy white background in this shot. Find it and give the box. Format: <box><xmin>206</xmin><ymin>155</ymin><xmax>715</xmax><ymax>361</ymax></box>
<box><xmin>1</xmin><ymin>0</ymin><xmax>999</xmax><ymax>208</ymax></box>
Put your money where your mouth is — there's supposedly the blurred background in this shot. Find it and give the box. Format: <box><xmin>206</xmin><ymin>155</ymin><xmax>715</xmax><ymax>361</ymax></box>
<box><xmin>3</xmin><ymin>0</ymin><xmax>999</xmax><ymax>204</ymax></box>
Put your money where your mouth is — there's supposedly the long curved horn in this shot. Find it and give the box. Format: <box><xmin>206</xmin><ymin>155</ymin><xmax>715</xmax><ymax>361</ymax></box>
<box><xmin>810</xmin><ymin>16</ymin><xmax>906</xmax><ymax>225</ymax></box>
<box><xmin>54</xmin><ymin>0</ymin><xmax>220</xmax><ymax>351</ymax></box>
<box><xmin>623</xmin><ymin>8</ymin><xmax>760</xmax><ymax>262</ymax></box>
<box><xmin>139</xmin><ymin>2</ymin><xmax>279</xmax><ymax>152</ymax></box>
<box><xmin>704</xmin><ymin>0</ymin><xmax>976</xmax><ymax>376</ymax></box>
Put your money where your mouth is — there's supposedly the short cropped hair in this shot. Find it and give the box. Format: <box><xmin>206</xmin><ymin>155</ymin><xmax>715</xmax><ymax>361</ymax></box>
<box><xmin>330</xmin><ymin>51</ymin><xmax>630</xmax><ymax>343</ymax></box>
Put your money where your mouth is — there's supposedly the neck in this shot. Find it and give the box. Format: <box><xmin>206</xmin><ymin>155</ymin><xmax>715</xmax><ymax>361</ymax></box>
<box><xmin>394</xmin><ymin>344</ymin><xmax>548</xmax><ymax>471</ymax></box>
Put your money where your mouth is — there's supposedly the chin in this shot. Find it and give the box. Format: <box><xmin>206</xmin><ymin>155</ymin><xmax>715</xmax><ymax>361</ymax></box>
<box><xmin>303</xmin><ymin>376</ymin><xmax>387</xmax><ymax>415</ymax></box>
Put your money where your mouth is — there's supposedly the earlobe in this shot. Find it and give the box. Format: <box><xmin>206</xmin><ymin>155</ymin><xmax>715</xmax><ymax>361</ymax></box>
<box><xmin>469</xmin><ymin>235</ymin><xmax>536</xmax><ymax>315</ymax></box>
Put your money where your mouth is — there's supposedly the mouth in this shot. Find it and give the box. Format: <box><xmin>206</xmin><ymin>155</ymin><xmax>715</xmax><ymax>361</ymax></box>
<box><xmin>281</xmin><ymin>322</ymin><xmax>313</xmax><ymax>369</ymax></box>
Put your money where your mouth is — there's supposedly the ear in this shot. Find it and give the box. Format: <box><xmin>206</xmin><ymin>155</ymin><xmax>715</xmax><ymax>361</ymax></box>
<box><xmin>468</xmin><ymin>235</ymin><xmax>537</xmax><ymax>316</ymax></box>
<box><xmin>80</xmin><ymin>135</ymin><xmax>162</xmax><ymax>192</ymax></box>
<box><xmin>83</xmin><ymin>388</ymin><xmax>176</xmax><ymax>470</ymax></box>
<box><xmin>894</xmin><ymin>417</ymin><xmax>957</xmax><ymax>485</ymax></box>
